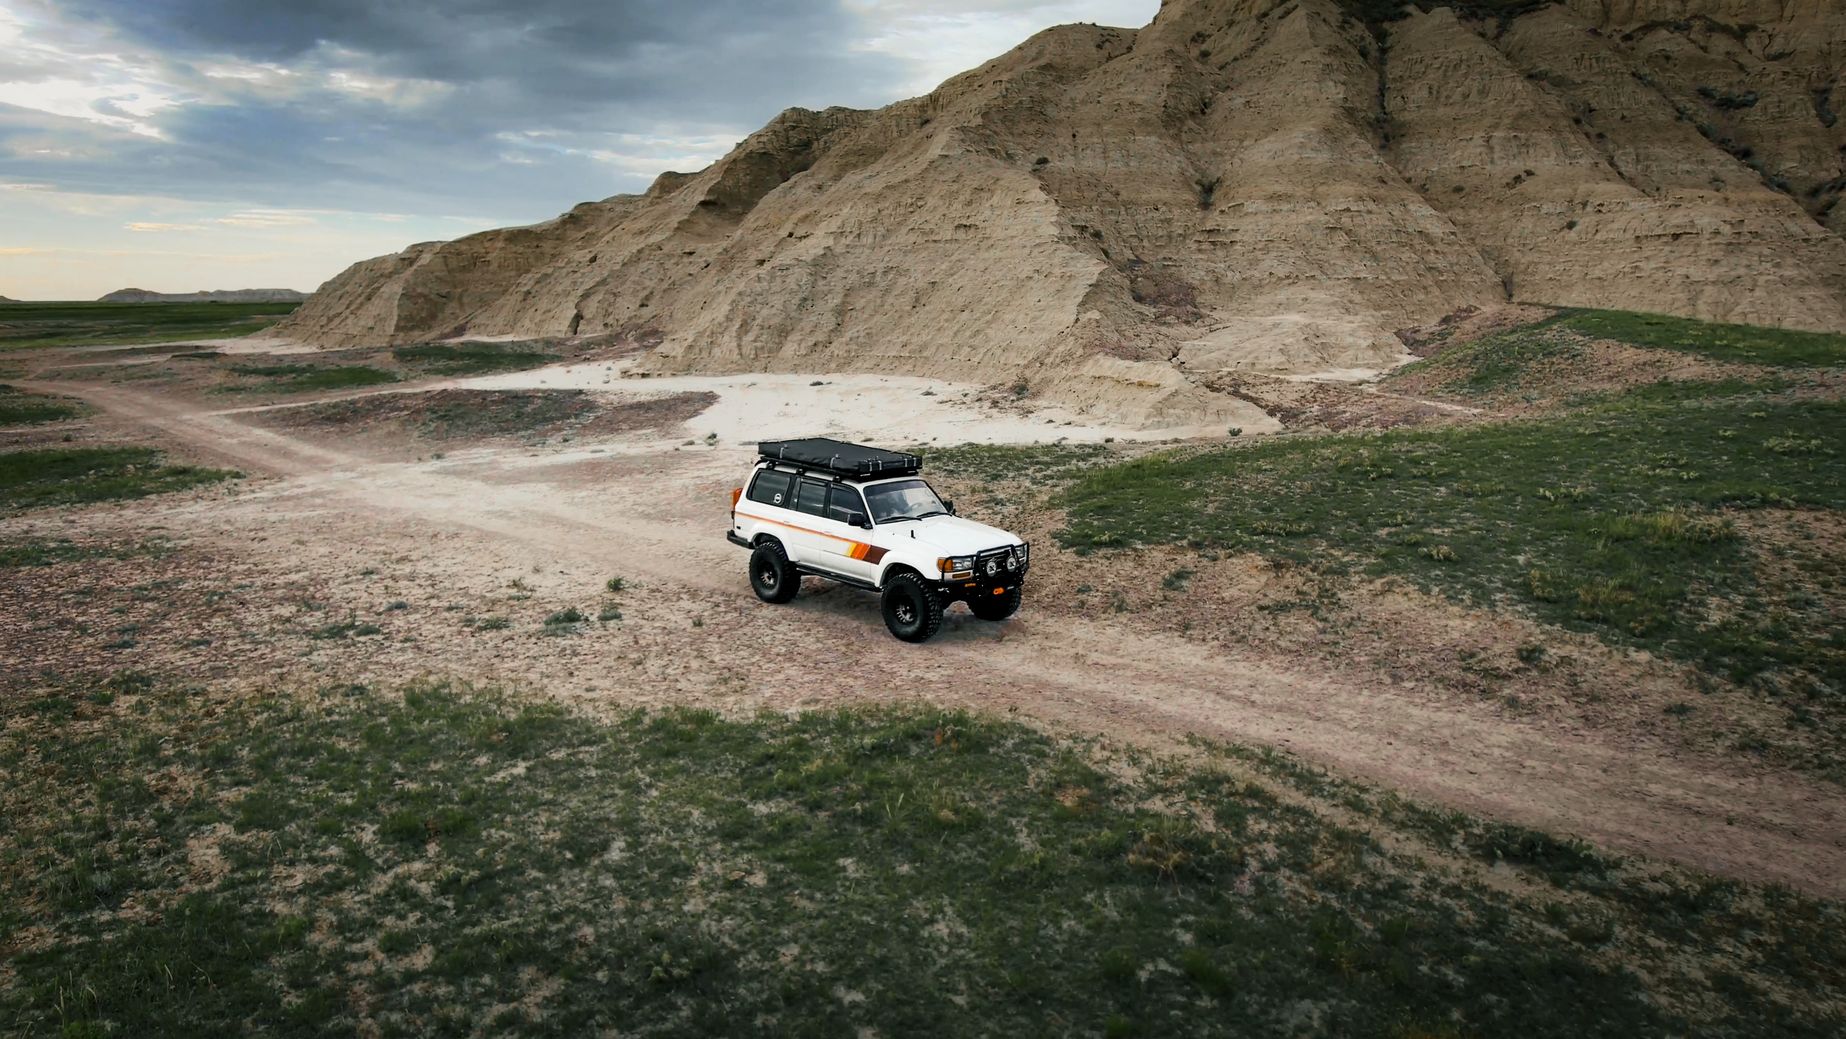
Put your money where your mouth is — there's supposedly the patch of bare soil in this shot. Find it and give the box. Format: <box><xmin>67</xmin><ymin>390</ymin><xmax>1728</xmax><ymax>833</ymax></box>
<box><xmin>1394</xmin><ymin>304</ymin><xmax>1558</xmax><ymax>357</ymax></box>
<box><xmin>4</xmin><ymin>376</ymin><xmax>1843</xmax><ymax>899</ymax></box>
<box><xmin>1193</xmin><ymin>370</ymin><xmax>1469</xmax><ymax>432</ymax></box>
<box><xmin>243</xmin><ymin>389</ymin><xmax>718</xmax><ymax>450</ymax></box>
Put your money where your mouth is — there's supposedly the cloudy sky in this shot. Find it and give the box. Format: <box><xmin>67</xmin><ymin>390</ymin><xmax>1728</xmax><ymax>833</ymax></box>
<box><xmin>0</xmin><ymin>0</ymin><xmax>1157</xmax><ymax>300</ymax></box>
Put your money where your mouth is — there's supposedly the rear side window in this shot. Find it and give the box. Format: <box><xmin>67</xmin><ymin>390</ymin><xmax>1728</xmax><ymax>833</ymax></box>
<box><xmin>747</xmin><ymin>469</ymin><xmax>793</xmax><ymax>507</ymax></box>
<box><xmin>794</xmin><ymin>478</ymin><xmax>830</xmax><ymax>517</ymax></box>
<box><xmin>827</xmin><ymin>484</ymin><xmax>865</xmax><ymax>523</ymax></box>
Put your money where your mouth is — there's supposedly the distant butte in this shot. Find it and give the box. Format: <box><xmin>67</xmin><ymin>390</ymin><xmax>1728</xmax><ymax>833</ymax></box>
<box><xmin>99</xmin><ymin>288</ymin><xmax>311</xmax><ymax>303</ymax></box>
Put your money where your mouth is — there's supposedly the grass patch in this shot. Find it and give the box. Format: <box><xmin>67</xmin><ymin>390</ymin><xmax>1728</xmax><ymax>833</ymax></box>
<box><xmin>1</xmin><ymin>681</ymin><xmax>1839</xmax><ymax>1037</ymax></box>
<box><xmin>276</xmin><ymin>388</ymin><xmax>600</xmax><ymax>441</ymax></box>
<box><xmin>0</xmin><ymin>301</ymin><xmax>299</xmax><ymax>350</ymax></box>
<box><xmin>0</xmin><ymin>536</ymin><xmax>172</xmax><ymax>567</ymax></box>
<box><xmin>1392</xmin><ymin>321</ymin><xmax>1588</xmax><ymax>397</ymax></box>
<box><xmin>0</xmin><ymin>447</ymin><xmax>238</xmax><ymax>511</ymax></box>
<box><xmin>922</xmin><ymin>442</ymin><xmax>1113</xmax><ymax>485</ymax></box>
<box><xmin>1058</xmin><ymin>394</ymin><xmax>1843</xmax><ymax>692</ymax></box>
<box><xmin>0</xmin><ymin>383</ymin><xmax>86</xmax><ymax>426</ymax></box>
<box><xmin>1554</xmin><ymin>309</ymin><xmax>1846</xmax><ymax>369</ymax></box>
<box><xmin>392</xmin><ymin>342</ymin><xmax>558</xmax><ymax>376</ymax></box>
<box><xmin>307</xmin><ymin>617</ymin><xmax>383</xmax><ymax>640</ymax></box>
<box><xmin>224</xmin><ymin>363</ymin><xmax>399</xmax><ymax>394</ymax></box>
<box><xmin>1390</xmin><ymin>308</ymin><xmax>1840</xmax><ymax>402</ymax></box>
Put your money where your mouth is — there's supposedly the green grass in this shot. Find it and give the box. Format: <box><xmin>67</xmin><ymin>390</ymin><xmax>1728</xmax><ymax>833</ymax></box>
<box><xmin>1389</xmin><ymin>308</ymin><xmax>1841</xmax><ymax>402</ymax></box>
<box><xmin>392</xmin><ymin>342</ymin><xmax>558</xmax><ymax>376</ymax></box>
<box><xmin>284</xmin><ymin>388</ymin><xmax>597</xmax><ymax>439</ymax></box>
<box><xmin>1058</xmin><ymin>392</ymin><xmax>1843</xmax><ymax>693</ymax></box>
<box><xmin>0</xmin><ymin>301</ymin><xmax>298</xmax><ymax>350</ymax></box>
<box><xmin>225</xmin><ymin>363</ymin><xmax>400</xmax><ymax>393</ymax></box>
<box><xmin>922</xmin><ymin>441</ymin><xmax>1112</xmax><ymax>485</ymax></box>
<box><xmin>1554</xmin><ymin>309</ymin><xmax>1846</xmax><ymax>369</ymax></box>
<box><xmin>1392</xmin><ymin>321</ymin><xmax>1590</xmax><ymax>397</ymax></box>
<box><xmin>0</xmin><ymin>447</ymin><xmax>239</xmax><ymax>510</ymax></box>
<box><xmin>0</xmin><ymin>537</ymin><xmax>171</xmax><ymax>567</ymax></box>
<box><xmin>1</xmin><ymin>681</ymin><xmax>1838</xmax><ymax>1037</ymax></box>
<box><xmin>0</xmin><ymin>384</ymin><xmax>86</xmax><ymax>426</ymax></box>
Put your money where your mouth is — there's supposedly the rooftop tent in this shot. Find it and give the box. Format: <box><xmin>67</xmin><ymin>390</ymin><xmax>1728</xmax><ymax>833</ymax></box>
<box><xmin>756</xmin><ymin>438</ymin><xmax>921</xmax><ymax>479</ymax></box>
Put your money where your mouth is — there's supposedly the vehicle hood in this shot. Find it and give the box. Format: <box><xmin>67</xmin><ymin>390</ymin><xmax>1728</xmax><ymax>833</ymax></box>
<box><xmin>884</xmin><ymin>514</ymin><xmax>1021</xmax><ymax>556</ymax></box>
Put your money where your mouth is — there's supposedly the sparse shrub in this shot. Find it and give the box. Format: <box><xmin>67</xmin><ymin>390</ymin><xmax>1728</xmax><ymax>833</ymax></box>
<box><xmin>310</xmin><ymin>616</ymin><xmax>379</xmax><ymax>640</ymax></box>
<box><xmin>1607</xmin><ymin>509</ymin><xmax>1736</xmax><ymax>546</ymax></box>
<box><xmin>598</xmin><ymin>604</ymin><xmax>623</xmax><ymax>623</ymax></box>
<box><xmin>605</xmin><ymin>576</ymin><xmax>626</xmax><ymax>593</ymax></box>
<box><xmin>105</xmin><ymin>669</ymin><xmax>156</xmax><ymax>695</ymax></box>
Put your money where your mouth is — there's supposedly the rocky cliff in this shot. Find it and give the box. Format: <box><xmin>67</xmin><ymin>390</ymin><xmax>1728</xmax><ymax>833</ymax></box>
<box><xmin>275</xmin><ymin>0</ymin><xmax>1846</xmax><ymax>423</ymax></box>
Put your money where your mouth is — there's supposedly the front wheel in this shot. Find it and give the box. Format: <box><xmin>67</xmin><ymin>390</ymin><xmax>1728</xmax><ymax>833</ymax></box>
<box><xmin>881</xmin><ymin>572</ymin><xmax>945</xmax><ymax>642</ymax></box>
<box><xmin>749</xmin><ymin>542</ymin><xmax>798</xmax><ymax>604</ymax></box>
<box><xmin>969</xmin><ymin>585</ymin><xmax>1022</xmax><ymax>622</ymax></box>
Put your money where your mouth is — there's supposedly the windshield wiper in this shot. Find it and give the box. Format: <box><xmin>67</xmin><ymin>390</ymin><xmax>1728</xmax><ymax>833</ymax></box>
<box><xmin>912</xmin><ymin>509</ymin><xmax>948</xmax><ymax>520</ymax></box>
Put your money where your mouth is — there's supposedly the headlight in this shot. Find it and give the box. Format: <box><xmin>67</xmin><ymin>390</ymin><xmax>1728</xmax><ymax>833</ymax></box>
<box><xmin>938</xmin><ymin>555</ymin><xmax>976</xmax><ymax>573</ymax></box>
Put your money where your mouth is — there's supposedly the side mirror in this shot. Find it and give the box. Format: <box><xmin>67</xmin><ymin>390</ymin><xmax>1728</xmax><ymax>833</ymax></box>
<box><xmin>943</xmin><ymin>500</ymin><xmax>956</xmax><ymax>516</ymax></box>
<box><xmin>846</xmin><ymin>511</ymin><xmax>871</xmax><ymax>529</ymax></box>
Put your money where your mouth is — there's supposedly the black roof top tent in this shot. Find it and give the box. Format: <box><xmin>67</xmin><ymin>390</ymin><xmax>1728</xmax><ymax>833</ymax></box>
<box><xmin>756</xmin><ymin>437</ymin><xmax>922</xmax><ymax>480</ymax></box>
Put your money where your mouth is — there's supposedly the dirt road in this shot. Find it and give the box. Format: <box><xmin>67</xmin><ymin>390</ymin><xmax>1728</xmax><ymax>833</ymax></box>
<box><xmin>18</xmin><ymin>377</ymin><xmax>1846</xmax><ymax>898</ymax></box>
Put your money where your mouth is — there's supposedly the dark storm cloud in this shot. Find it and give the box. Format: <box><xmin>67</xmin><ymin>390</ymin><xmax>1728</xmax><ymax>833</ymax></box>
<box><xmin>4</xmin><ymin>0</ymin><xmax>910</xmax><ymax>219</ymax></box>
<box><xmin>61</xmin><ymin>0</ymin><xmax>901</xmax><ymax>117</ymax></box>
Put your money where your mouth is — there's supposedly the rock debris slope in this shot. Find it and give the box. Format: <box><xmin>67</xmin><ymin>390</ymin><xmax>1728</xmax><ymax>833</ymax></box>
<box><xmin>276</xmin><ymin>0</ymin><xmax>1846</xmax><ymax>424</ymax></box>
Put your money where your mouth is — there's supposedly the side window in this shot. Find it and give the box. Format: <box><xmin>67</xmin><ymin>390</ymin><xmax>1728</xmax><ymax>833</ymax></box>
<box><xmin>794</xmin><ymin>478</ymin><xmax>830</xmax><ymax>517</ymax></box>
<box><xmin>747</xmin><ymin>469</ymin><xmax>793</xmax><ymax>508</ymax></box>
<box><xmin>827</xmin><ymin>484</ymin><xmax>865</xmax><ymax>524</ymax></box>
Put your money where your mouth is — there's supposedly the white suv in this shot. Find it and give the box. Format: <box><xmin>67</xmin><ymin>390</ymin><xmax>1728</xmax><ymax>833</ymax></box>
<box><xmin>727</xmin><ymin>438</ymin><xmax>1029</xmax><ymax>642</ymax></box>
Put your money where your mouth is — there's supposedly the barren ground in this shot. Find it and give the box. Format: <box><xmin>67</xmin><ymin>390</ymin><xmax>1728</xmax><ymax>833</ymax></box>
<box><xmin>4</xmin><ymin>346</ymin><xmax>1841</xmax><ymax>900</ymax></box>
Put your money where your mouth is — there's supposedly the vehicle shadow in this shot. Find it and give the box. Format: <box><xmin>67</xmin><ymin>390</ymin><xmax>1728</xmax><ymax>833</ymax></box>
<box><xmin>780</xmin><ymin>578</ymin><xmax>1014</xmax><ymax>644</ymax></box>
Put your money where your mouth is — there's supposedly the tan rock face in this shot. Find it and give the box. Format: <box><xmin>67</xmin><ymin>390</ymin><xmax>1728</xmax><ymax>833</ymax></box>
<box><xmin>277</xmin><ymin>0</ymin><xmax>1846</xmax><ymax>424</ymax></box>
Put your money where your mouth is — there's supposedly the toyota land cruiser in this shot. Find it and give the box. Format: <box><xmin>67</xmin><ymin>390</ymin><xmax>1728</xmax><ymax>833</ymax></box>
<box><xmin>726</xmin><ymin>438</ymin><xmax>1028</xmax><ymax>642</ymax></box>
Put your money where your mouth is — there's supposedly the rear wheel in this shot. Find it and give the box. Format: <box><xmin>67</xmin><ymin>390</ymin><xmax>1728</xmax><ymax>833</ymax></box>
<box><xmin>749</xmin><ymin>541</ymin><xmax>798</xmax><ymax>604</ymax></box>
<box><xmin>881</xmin><ymin>572</ymin><xmax>945</xmax><ymax>642</ymax></box>
<box><xmin>969</xmin><ymin>585</ymin><xmax>1022</xmax><ymax>622</ymax></box>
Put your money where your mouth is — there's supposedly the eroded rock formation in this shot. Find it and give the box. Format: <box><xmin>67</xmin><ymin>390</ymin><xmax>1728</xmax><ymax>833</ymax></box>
<box><xmin>276</xmin><ymin>0</ymin><xmax>1846</xmax><ymax>423</ymax></box>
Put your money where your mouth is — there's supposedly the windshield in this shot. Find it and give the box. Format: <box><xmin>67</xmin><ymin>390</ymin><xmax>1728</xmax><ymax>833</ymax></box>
<box><xmin>863</xmin><ymin>479</ymin><xmax>947</xmax><ymax>524</ymax></box>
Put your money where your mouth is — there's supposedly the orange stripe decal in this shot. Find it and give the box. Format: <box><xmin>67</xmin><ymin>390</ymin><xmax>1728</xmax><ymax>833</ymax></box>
<box><xmin>737</xmin><ymin>511</ymin><xmax>885</xmax><ymax>564</ymax></box>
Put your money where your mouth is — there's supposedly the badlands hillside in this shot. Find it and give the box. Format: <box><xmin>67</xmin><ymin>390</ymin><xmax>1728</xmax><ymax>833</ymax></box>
<box><xmin>276</xmin><ymin>0</ymin><xmax>1846</xmax><ymax>422</ymax></box>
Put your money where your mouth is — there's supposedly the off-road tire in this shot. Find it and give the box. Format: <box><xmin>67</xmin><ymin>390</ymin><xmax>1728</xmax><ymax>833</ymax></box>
<box><xmin>881</xmin><ymin>572</ymin><xmax>945</xmax><ymax>642</ymax></box>
<box><xmin>969</xmin><ymin>585</ymin><xmax>1022</xmax><ymax>622</ymax></box>
<box><xmin>749</xmin><ymin>541</ymin><xmax>798</xmax><ymax>604</ymax></box>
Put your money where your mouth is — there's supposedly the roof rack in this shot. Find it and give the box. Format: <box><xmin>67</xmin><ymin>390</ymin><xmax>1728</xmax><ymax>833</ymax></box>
<box><xmin>756</xmin><ymin>437</ymin><xmax>922</xmax><ymax>479</ymax></box>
